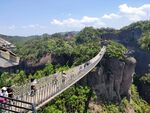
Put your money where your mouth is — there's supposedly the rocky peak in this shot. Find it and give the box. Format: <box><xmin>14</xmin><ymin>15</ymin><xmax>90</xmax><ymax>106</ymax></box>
<box><xmin>79</xmin><ymin>57</ymin><xmax>136</xmax><ymax>103</ymax></box>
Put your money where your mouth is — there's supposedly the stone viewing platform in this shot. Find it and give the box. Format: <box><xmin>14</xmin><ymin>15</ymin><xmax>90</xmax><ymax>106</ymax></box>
<box><xmin>0</xmin><ymin>38</ymin><xmax>20</xmax><ymax>68</ymax></box>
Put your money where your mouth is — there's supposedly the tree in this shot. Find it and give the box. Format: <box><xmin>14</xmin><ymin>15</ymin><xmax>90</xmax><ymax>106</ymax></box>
<box><xmin>43</xmin><ymin>64</ymin><xmax>55</xmax><ymax>76</ymax></box>
<box><xmin>139</xmin><ymin>31</ymin><xmax>150</xmax><ymax>51</ymax></box>
<box><xmin>0</xmin><ymin>72</ymin><xmax>10</xmax><ymax>87</ymax></box>
<box><xmin>13</xmin><ymin>70</ymin><xmax>26</xmax><ymax>85</ymax></box>
<box><xmin>106</xmin><ymin>41</ymin><xmax>127</xmax><ymax>60</ymax></box>
<box><xmin>75</xmin><ymin>27</ymin><xmax>99</xmax><ymax>44</ymax></box>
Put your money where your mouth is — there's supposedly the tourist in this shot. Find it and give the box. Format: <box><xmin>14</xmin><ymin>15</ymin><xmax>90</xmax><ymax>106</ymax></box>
<box><xmin>62</xmin><ymin>71</ymin><xmax>67</xmax><ymax>84</ymax></box>
<box><xmin>0</xmin><ymin>87</ymin><xmax>8</xmax><ymax>104</ymax></box>
<box><xmin>79</xmin><ymin>65</ymin><xmax>83</xmax><ymax>74</ymax></box>
<box><xmin>0</xmin><ymin>89</ymin><xmax>5</xmax><ymax>109</ymax></box>
<box><xmin>52</xmin><ymin>73</ymin><xmax>58</xmax><ymax>85</ymax></box>
<box><xmin>7</xmin><ymin>85</ymin><xmax>14</xmax><ymax>104</ymax></box>
<box><xmin>1</xmin><ymin>87</ymin><xmax>8</xmax><ymax>98</ymax></box>
<box><xmin>84</xmin><ymin>61</ymin><xmax>90</xmax><ymax>68</ymax></box>
<box><xmin>30</xmin><ymin>85</ymin><xmax>36</xmax><ymax>96</ymax></box>
<box><xmin>0</xmin><ymin>89</ymin><xmax>4</xmax><ymax>102</ymax></box>
<box><xmin>30</xmin><ymin>79</ymin><xmax>37</xmax><ymax>96</ymax></box>
<box><xmin>7</xmin><ymin>86</ymin><xmax>14</xmax><ymax>98</ymax></box>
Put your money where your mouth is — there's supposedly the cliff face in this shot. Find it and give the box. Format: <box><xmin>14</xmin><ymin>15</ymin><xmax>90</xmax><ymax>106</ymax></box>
<box><xmin>79</xmin><ymin>57</ymin><xmax>136</xmax><ymax>102</ymax></box>
<box><xmin>100</xmin><ymin>28</ymin><xmax>149</xmax><ymax>75</ymax></box>
<box><xmin>118</xmin><ymin>28</ymin><xmax>150</xmax><ymax>75</ymax></box>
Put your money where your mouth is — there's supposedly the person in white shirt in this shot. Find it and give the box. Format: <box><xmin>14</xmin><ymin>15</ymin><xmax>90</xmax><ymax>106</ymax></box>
<box><xmin>0</xmin><ymin>87</ymin><xmax>8</xmax><ymax>103</ymax></box>
<box><xmin>61</xmin><ymin>71</ymin><xmax>67</xmax><ymax>84</ymax></box>
<box><xmin>1</xmin><ymin>87</ymin><xmax>8</xmax><ymax>97</ymax></box>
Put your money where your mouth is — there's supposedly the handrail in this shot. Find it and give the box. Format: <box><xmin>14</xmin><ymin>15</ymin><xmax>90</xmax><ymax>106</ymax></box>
<box><xmin>0</xmin><ymin>96</ymin><xmax>37</xmax><ymax>113</ymax></box>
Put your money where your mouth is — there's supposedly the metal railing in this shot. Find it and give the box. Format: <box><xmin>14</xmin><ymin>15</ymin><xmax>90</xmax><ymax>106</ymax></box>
<box><xmin>0</xmin><ymin>96</ymin><xmax>37</xmax><ymax>113</ymax></box>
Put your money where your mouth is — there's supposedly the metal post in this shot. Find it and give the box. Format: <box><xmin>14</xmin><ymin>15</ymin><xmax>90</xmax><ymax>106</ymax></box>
<box><xmin>31</xmin><ymin>103</ymin><xmax>37</xmax><ymax>113</ymax></box>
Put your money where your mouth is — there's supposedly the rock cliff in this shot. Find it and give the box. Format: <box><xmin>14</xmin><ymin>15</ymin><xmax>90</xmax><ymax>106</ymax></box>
<box><xmin>79</xmin><ymin>57</ymin><xmax>136</xmax><ymax>103</ymax></box>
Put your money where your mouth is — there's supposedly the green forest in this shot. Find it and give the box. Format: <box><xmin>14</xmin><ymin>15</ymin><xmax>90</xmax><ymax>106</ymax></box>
<box><xmin>0</xmin><ymin>21</ymin><xmax>150</xmax><ymax>113</ymax></box>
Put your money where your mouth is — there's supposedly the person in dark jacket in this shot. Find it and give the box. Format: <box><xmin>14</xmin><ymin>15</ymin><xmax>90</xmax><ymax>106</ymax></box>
<box><xmin>30</xmin><ymin>79</ymin><xmax>37</xmax><ymax>96</ymax></box>
<box><xmin>7</xmin><ymin>86</ymin><xmax>13</xmax><ymax>98</ymax></box>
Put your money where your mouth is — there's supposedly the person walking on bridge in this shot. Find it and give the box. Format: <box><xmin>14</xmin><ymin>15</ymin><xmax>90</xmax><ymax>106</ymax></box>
<box><xmin>61</xmin><ymin>71</ymin><xmax>67</xmax><ymax>84</ymax></box>
<box><xmin>30</xmin><ymin>79</ymin><xmax>37</xmax><ymax>96</ymax></box>
<box><xmin>7</xmin><ymin>86</ymin><xmax>13</xmax><ymax>98</ymax></box>
<box><xmin>52</xmin><ymin>73</ymin><xmax>58</xmax><ymax>85</ymax></box>
<box><xmin>1</xmin><ymin>87</ymin><xmax>8</xmax><ymax>98</ymax></box>
<box><xmin>0</xmin><ymin>87</ymin><xmax>8</xmax><ymax>108</ymax></box>
<box><xmin>7</xmin><ymin>85</ymin><xmax>14</xmax><ymax>104</ymax></box>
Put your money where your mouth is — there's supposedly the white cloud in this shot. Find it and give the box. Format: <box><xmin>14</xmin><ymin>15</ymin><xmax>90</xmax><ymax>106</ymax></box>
<box><xmin>51</xmin><ymin>16</ymin><xmax>105</xmax><ymax>28</ymax></box>
<box><xmin>51</xmin><ymin>19</ymin><xmax>63</xmax><ymax>26</ymax></box>
<box><xmin>119</xmin><ymin>4</ymin><xmax>150</xmax><ymax>21</ymax></box>
<box><xmin>8</xmin><ymin>25</ymin><xmax>16</xmax><ymax>30</ymax></box>
<box><xmin>21</xmin><ymin>24</ymin><xmax>46</xmax><ymax>29</ymax></box>
<box><xmin>81</xmin><ymin>16</ymin><xmax>99</xmax><ymax>23</ymax></box>
<box><xmin>51</xmin><ymin>3</ymin><xmax>150</xmax><ymax>29</ymax></box>
<box><xmin>102</xmin><ymin>13</ymin><xmax>120</xmax><ymax>19</ymax></box>
<box><xmin>119</xmin><ymin>4</ymin><xmax>145</xmax><ymax>15</ymax></box>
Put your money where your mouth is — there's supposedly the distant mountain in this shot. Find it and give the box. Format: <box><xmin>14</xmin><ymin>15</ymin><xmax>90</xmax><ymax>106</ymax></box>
<box><xmin>51</xmin><ymin>31</ymin><xmax>78</xmax><ymax>39</ymax></box>
<box><xmin>0</xmin><ymin>34</ymin><xmax>34</xmax><ymax>45</ymax></box>
<box><xmin>0</xmin><ymin>31</ymin><xmax>78</xmax><ymax>45</ymax></box>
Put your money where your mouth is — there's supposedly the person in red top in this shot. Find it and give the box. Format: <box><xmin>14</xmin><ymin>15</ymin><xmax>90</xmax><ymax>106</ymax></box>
<box><xmin>0</xmin><ymin>89</ymin><xmax>5</xmax><ymax>103</ymax></box>
<box><xmin>0</xmin><ymin>87</ymin><xmax>8</xmax><ymax>108</ymax></box>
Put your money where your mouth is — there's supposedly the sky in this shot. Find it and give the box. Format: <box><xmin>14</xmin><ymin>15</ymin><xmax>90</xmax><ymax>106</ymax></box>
<box><xmin>0</xmin><ymin>0</ymin><xmax>150</xmax><ymax>36</ymax></box>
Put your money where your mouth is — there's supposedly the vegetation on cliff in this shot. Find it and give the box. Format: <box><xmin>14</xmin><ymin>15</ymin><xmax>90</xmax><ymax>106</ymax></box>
<box><xmin>140</xmin><ymin>74</ymin><xmax>150</xmax><ymax>84</ymax></box>
<box><xmin>121</xmin><ymin>21</ymin><xmax>150</xmax><ymax>31</ymax></box>
<box><xmin>106</xmin><ymin>41</ymin><xmax>127</xmax><ymax>60</ymax></box>
<box><xmin>139</xmin><ymin>31</ymin><xmax>150</xmax><ymax>51</ymax></box>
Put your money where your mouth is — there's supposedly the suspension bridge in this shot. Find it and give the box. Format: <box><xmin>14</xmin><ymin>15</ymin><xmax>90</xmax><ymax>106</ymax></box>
<box><xmin>0</xmin><ymin>46</ymin><xmax>106</xmax><ymax>113</ymax></box>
